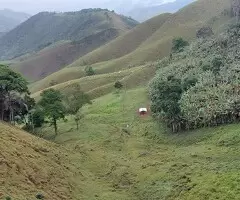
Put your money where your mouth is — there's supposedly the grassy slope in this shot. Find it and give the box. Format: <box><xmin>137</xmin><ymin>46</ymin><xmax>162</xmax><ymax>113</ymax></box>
<box><xmin>0</xmin><ymin>122</ymin><xmax>79</xmax><ymax>200</ymax></box>
<box><xmin>68</xmin><ymin>0</ymin><xmax>232</xmax><ymax>68</ymax></box>
<box><xmin>38</xmin><ymin>87</ymin><xmax>240</xmax><ymax>200</ymax></box>
<box><xmin>31</xmin><ymin>0</ymin><xmax>232</xmax><ymax>95</ymax></box>
<box><xmin>30</xmin><ymin>63</ymin><xmax>157</xmax><ymax>99</ymax></box>
<box><xmin>68</xmin><ymin>13</ymin><xmax>172</xmax><ymax>67</ymax></box>
<box><xmin>28</xmin><ymin>12</ymin><xmax>172</xmax><ymax>93</ymax></box>
<box><xmin>11</xmin><ymin>28</ymin><xmax>123</xmax><ymax>81</ymax></box>
<box><xmin>1</xmin><ymin>121</ymin><xmax>144</xmax><ymax>200</ymax></box>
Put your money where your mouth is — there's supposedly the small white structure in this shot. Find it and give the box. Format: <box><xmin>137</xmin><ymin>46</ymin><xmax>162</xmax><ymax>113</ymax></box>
<box><xmin>139</xmin><ymin>108</ymin><xmax>148</xmax><ymax>115</ymax></box>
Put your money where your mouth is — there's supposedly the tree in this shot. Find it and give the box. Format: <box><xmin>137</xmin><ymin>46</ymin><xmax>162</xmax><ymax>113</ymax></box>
<box><xmin>0</xmin><ymin>64</ymin><xmax>29</xmax><ymax>122</ymax></box>
<box><xmin>114</xmin><ymin>81</ymin><xmax>123</xmax><ymax>89</ymax></box>
<box><xmin>39</xmin><ymin>89</ymin><xmax>66</xmax><ymax>135</ymax></box>
<box><xmin>150</xmin><ymin>76</ymin><xmax>183</xmax><ymax>132</ymax></box>
<box><xmin>74</xmin><ymin>111</ymin><xmax>84</xmax><ymax>130</ymax></box>
<box><xmin>32</xmin><ymin>108</ymin><xmax>45</xmax><ymax>128</ymax></box>
<box><xmin>64</xmin><ymin>84</ymin><xmax>91</xmax><ymax>130</ymax></box>
<box><xmin>85</xmin><ymin>66</ymin><xmax>95</xmax><ymax>76</ymax></box>
<box><xmin>171</xmin><ymin>37</ymin><xmax>189</xmax><ymax>53</ymax></box>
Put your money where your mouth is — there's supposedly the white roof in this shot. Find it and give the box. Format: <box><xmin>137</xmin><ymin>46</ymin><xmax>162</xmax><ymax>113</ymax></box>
<box><xmin>139</xmin><ymin>108</ymin><xmax>147</xmax><ymax>112</ymax></box>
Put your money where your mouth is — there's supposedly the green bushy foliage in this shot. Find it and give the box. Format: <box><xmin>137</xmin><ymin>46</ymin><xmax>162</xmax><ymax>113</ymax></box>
<box><xmin>39</xmin><ymin>89</ymin><xmax>66</xmax><ymax>135</ymax></box>
<box><xmin>149</xmin><ymin>23</ymin><xmax>240</xmax><ymax>132</ymax></box>
<box><xmin>171</xmin><ymin>37</ymin><xmax>189</xmax><ymax>53</ymax></box>
<box><xmin>114</xmin><ymin>81</ymin><xmax>123</xmax><ymax>89</ymax></box>
<box><xmin>85</xmin><ymin>66</ymin><xmax>95</xmax><ymax>76</ymax></box>
<box><xmin>32</xmin><ymin>108</ymin><xmax>45</xmax><ymax>128</ymax></box>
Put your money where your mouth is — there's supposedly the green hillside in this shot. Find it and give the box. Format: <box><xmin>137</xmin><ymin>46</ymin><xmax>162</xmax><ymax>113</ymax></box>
<box><xmin>68</xmin><ymin>0</ymin><xmax>231</xmax><ymax>69</ymax></box>
<box><xmin>0</xmin><ymin>9</ymin><xmax>138</xmax><ymax>60</ymax></box>
<box><xmin>34</xmin><ymin>88</ymin><xmax>240</xmax><ymax>200</ymax></box>
<box><xmin>11</xmin><ymin>28</ymin><xmax>123</xmax><ymax>81</ymax></box>
<box><xmin>3</xmin><ymin>0</ymin><xmax>240</xmax><ymax>199</ymax></box>
<box><xmin>30</xmin><ymin>0</ymin><xmax>233</xmax><ymax>99</ymax></box>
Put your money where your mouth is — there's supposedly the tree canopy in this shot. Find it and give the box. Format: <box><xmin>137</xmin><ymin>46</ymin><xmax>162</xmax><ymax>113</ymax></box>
<box><xmin>149</xmin><ymin>23</ymin><xmax>240</xmax><ymax>132</ymax></box>
<box><xmin>64</xmin><ymin>84</ymin><xmax>91</xmax><ymax>130</ymax></box>
<box><xmin>39</xmin><ymin>89</ymin><xmax>66</xmax><ymax>135</ymax></box>
<box><xmin>0</xmin><ymin>64</ymin><xmax>30</xmax><ymax>122</ymax></box>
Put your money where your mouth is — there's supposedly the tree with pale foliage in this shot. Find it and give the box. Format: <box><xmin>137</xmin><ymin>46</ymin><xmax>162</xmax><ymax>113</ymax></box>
<box><xmin>64</xmin><ymin>84</ymin><xmax>91</xmax><ymax>130</ymax></box>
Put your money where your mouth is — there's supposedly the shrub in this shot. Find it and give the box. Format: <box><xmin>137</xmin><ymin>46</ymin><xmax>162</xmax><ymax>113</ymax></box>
<box><xmin>171</xmin><ymin>37</ymin><xmax>189</xmax><ymax>53</ymax></box>
<box><xmin>114</xmin><ymin>81</ymin><xmax>123</xmax><ymax>89</ymax></box>
<box><xmin>32</xmin><ymin>109</ymin><xmax>45</xmax><ymax>128</ymax></box>
<box><xmin>196</xmin><ymin>26</ymin><xmax>213</xmax><ymax>38</ymax></box>
<box><xmin>85</xmin><ymin>66</ymin><xmax>95</xmax><ymax>76</ymax></box>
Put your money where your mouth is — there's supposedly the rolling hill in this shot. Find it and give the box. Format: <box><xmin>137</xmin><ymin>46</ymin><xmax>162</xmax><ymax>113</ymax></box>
<box><xmin>4</xmin><ymin>1</ymin><xmax>240</xmax><ymax>199</ymax></box>
<box><xmin>70</xmin><ymin>0</ymin><xmax>231</xmax><ymax>68</ymax></box>
<box><xmin>0</xmin><ymin>9</ymin><xmax>138</xmax><ymax>60</ymax></box>
<box><xmin>0</xmin><ymin>9</ymin><xmax>30</xmax><ymax>32</ymax></box>
<box><xmin>30</xmin><ymin>0</ymin><xmax>233</xmax><ymax>97</ymax></box>
<box><xmin>11</xmin><ymin>28</ymin><xmax>123</xmax><ymax>81</ymax></box>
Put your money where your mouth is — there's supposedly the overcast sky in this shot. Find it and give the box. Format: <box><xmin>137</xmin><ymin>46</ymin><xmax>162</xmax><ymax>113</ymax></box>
<box><xmin>0</xmin><ymin>0</ymin><xmax>176</xmax><ymax>14</ymax></box>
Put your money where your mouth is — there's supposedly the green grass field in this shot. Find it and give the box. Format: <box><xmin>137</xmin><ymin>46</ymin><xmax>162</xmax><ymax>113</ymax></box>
<box><xmin>35</xmin><ymin>87</ymin><xmax>240</xmax><ymax>200</ymax></box>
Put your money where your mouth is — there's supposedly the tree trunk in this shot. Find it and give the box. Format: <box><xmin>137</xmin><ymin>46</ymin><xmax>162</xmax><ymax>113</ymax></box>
<box><xmin>53</xmin><ymin>119</ymin><xmax>58</xmax><ymax>135</ymax></box>
<box><xmin>1</xmin><ymin>107</ymin><xmax>3</xmax><ymax>121</ymax></box>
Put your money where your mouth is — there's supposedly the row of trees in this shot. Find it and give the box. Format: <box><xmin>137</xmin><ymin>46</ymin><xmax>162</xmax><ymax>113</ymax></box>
<box><xmin>0</xmin><ymin>64</ymin><xmax>91</xmax><ymax>135</ymax></box>
<box><xmin>149</xmin><ymin>24</ymin><xmax>240</xmax><ymax>132</ymax></box>
<box><xmin>31</xmin><ymin>84</ymin><xmax>91</xmax><ymax>135</ymax></box>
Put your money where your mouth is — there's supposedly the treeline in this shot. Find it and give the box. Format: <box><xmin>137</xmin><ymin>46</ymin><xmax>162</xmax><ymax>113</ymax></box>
<box><xmin>0</xmin><ymin>64</ymin><xmax>91</xmax><ymax>135</ymax></box>
<box><xmin>149</xmin><ymin>24</ymin><xmax>240</xmax><ymax>132</ymax></box>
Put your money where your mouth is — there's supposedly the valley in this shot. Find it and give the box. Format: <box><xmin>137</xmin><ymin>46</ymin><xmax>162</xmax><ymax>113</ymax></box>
<box><xmin>1</xmin><ymin>0</ymin><xmax>240</xmax><ymax>199</ymax></box>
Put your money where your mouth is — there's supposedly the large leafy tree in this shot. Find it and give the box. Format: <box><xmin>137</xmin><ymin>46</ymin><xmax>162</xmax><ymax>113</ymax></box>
<box><xmin>39</xmin><ymin>89</ymin><xmax>66</xmax><ymax>135</ymax></box>
<box><xmin>150</xmin><ymin>76</ymin><xmax>183</xmax><ymax>132</ymax></box>
<box><xmin>0</xmin><ymin>64</ymin><xmax>29</xmax><ymax>122</ymax></box>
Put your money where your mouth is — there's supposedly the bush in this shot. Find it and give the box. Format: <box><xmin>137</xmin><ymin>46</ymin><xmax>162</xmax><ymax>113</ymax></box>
<box><xmin>85</xmin><ymin>66</ymin><xmax>95</xmax><ymax>76</ymax></box>
<box><xmin>32</xmin><ymin>109</ymin><xmax>45</xmax><ymax>128</ymax></box>
<box><xmin>171</xmin><ymin>37</ymin><xmax>189</xmax><ymax>53</ymax></box>
<box><xmin>114</xmin><ymin>81</ymin><xmax>123</xmax><ymax>89</ymax></box>
<box><xmin>196</xmin><ymin>26</ymin><xmax>213</xmax><ymax>38</ymax></box>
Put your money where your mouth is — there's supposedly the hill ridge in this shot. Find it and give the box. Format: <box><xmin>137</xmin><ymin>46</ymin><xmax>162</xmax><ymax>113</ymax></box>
<box><xmin>0</xmin><ymin>9</ymin><xmax>138</xmax><ymax>60</ymax></box>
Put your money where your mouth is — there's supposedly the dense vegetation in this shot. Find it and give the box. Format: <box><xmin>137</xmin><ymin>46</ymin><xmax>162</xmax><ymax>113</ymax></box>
<box><xmin>150</xmin><ymin>23</ymin><xmax>240</xmax><ymax>132</ymax></box>
<box><xmin>0</xmin><ymin>9</ymin><xmax>138</xmax><ymax>60</ymax></box>
<box><xmin>0</xmin><ymin>65</ymin><xmax>34</xmax><ymax>123</ymax></box>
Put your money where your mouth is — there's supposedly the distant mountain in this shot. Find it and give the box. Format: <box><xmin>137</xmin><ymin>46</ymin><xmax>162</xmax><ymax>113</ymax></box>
<box><xmin>114</xmin><ymin>0</ymin><xmax>196</xmax><ymax>22</ymax></box>
<box><xmin>0</xmin><ymin>9</ymin><xmax>30</xmax><ymax>32</ymax></box>
<box><xmin>0</xmin><ymin>8</ymin><xmax>138</xmax><ymax>60</ymax></box>
<box><xmin>0</xmin><ymin>32</ymin><xmax>5</xmax><ymax>38</ymax></box>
